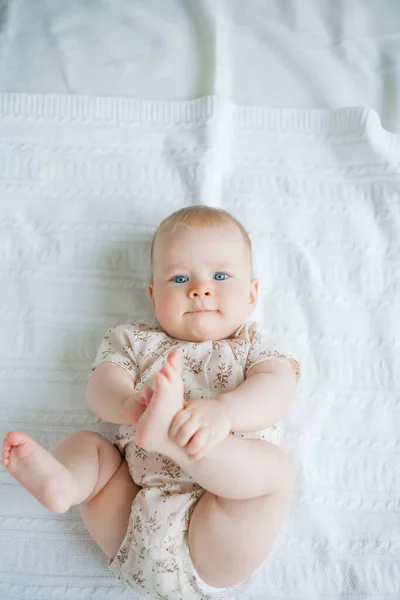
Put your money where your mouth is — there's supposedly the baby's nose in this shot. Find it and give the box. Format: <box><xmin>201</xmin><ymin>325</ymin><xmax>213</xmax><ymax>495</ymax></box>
<box><xmin>188</xmin><ymin>286</ymin><xmax>212</xmax><ymax>298</ymax></box>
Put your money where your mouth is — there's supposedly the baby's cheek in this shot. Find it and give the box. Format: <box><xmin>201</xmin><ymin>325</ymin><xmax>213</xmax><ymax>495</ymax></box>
<box><xmin>222</xmin><ymin>286</ymin><xmax>239</xmax><ymax>305</ymax></box>
<box><xmin>163</xmin><ymin>291</ymin><xmax>182</xmax><ymax>317</ymax></box>
<box><xmin>228</xmin><ymin>287</ymin><xmax>248</xmax><ymax>312</ymax></box>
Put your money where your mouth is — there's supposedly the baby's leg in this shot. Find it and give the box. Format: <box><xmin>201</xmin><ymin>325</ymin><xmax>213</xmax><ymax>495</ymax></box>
<box><xmin>2</xmin><ymin>431</ymin><xmax>140</xmax><ymax>558</ymax></box>
<box><xmin>134</xmin><ymin>353</ymin><xmax>296</xmax><ymax>589</ymax></box>
<box><xmin>188</xmin><ymin>458</ymin><xmax>294</xmax><ymax>589</ymax></box>
<box><xmin>175</xmin><ymin>436</ymin><xmax>296</xmax><ymax>588</ymax></box>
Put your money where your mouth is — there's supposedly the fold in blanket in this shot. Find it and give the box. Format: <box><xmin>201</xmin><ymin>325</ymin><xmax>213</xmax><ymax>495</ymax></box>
<box><xmin>0</xmin><ymin>93</ymin><xmax>399</xmax><ymax>600</ymax></box>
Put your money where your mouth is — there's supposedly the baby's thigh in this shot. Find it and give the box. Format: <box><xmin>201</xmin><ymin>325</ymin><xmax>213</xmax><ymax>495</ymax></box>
<box><xmin>189</xmin><ymin>488</ymin><xmax>293</xmax><ymax>589</ymax></box>
<box><xmin>80</xmin><ymin>458</ymin><xmax>141</xmax><ymax>560</ymax></box>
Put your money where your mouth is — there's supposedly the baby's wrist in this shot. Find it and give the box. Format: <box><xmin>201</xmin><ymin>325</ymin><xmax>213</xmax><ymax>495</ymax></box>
<box><xmin>120</xmin><ymin>393</ymin><xmax>139</xmax><ymax>422</ymax></box>
<box><xmin>216</xmin><ymin>394</ymin><xmax>233</xmax><ymax>431</ymax></box>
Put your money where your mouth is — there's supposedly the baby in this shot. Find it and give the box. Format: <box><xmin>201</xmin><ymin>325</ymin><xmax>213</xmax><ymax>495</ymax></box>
<box><xmin>2</xmin><ymin>206</ymin><xmax>300</xmax><ymax>600</ymax></box>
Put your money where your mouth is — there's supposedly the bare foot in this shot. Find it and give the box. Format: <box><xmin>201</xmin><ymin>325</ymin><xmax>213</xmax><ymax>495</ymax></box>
<box><xmin>2</xmin><ymin>431</ymin><xmax>76</xmax><ymax>513</ymax></box>
<box><xmin>135</xmin><ymin>350</ymin><xmax>185</xmax><ymax>455</ymax></box>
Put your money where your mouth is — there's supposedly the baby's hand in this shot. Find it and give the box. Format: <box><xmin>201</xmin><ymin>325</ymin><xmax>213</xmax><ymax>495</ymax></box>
<box><xmin>168</xmin><ymin>399</ymin><xmax>231</xmax><ymax>462</ymax></box>
<box><xmin>121</xmin><ymin>387</ymin><xmax>153</xmax><ymax>426</ymax></box>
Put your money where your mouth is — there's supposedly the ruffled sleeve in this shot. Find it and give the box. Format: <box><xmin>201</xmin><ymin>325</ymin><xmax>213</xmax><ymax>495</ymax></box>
<box><xmin>91</xmin><ymin>325</ymin><xmax>140</xmax><ymax>381</ymax></box>
<box><xmin>244</xmin><ymin>325</ymin><xmax>301</xmax><ymax>383</ymax></box>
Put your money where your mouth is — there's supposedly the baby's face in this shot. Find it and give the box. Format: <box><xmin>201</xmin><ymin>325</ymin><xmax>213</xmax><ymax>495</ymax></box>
<box><xmin>148</xmin><ymin>225</ymin><xmax>258</xmax><ymax>342</ymax></box>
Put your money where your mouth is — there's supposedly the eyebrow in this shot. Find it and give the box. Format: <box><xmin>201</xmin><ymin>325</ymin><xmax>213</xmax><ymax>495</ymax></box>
<box><xmin>165</xmin><ymin>262</ymin><xmax>234</xmax><ymax>272</ymax></box>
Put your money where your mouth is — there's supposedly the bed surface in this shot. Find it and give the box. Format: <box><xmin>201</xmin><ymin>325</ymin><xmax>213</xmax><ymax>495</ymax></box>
<box><xmin>0</xmin><ymin>2</ymin><xmax>399</xmax><ymax>599</ymax></box>
<box><xmin>1</xmin><ymin>0</ymin><xmax>400</xmax><ymax>131</ymax></box>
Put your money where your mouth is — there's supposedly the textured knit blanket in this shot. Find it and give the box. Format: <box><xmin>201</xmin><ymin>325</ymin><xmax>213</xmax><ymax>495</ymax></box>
<box><xmin>0</xmin><ymin>93</ymin><xmax>399</xmax><ymax>600</ymax></box>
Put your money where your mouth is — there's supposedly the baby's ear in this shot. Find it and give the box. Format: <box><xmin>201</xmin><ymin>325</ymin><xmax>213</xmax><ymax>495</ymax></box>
<box><xmin>148</xmin><ymin>282</ymin><xmax>155</xmax><ymax>310</ymax></box>
<box><xmin>249</xmin><ymin>279</ymin><xmax>259</xmax><ymax>311</ymax></box>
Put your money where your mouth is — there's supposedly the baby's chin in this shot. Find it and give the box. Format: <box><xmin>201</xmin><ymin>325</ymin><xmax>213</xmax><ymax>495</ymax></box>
<box><xmin>164</xmin><ymin>315</ymin><xmax>240</xmax><ymax>342</ymax></box>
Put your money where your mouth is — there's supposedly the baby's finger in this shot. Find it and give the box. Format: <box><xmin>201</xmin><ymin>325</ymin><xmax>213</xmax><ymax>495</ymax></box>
<box><xmin>186</xmin><ymin>427</ymin><xmax>210</xmax><ymax>455</ymax></box>
<box><xmin>169</xmin><ymin>407</ymin><xmax>192</xmax><ymax>439</ymax></box>
<box><xmin>189</xmin><ymin>451</ymin><xmax>205</xmax><ymax>462</ymax></box>
<box><xmin>175</xmin><ymin>417</ymin><xmax>201</xmax><ymax>447</ymax></box>
<box><xmin>122</xmin><ymin>396</ymin><xmax>146</xmax><ymax>425</ymax></box>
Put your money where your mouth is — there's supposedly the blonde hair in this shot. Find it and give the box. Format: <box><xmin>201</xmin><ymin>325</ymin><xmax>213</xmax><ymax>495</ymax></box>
<box><xmin>150</xmin><ymin>205</ymin><xmax>253</xmax><ymax>276</ymax></box>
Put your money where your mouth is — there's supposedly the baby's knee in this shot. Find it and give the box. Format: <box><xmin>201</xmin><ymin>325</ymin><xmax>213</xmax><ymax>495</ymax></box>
<box><xmin>55</xmin><ymin>430</ymin><xmax>116</xmax><ymax>458</ymax></box>
<box><xmin>65</xmin><ymin>430</ymin><xmax>108</xmax><ymax>446</ymax></box>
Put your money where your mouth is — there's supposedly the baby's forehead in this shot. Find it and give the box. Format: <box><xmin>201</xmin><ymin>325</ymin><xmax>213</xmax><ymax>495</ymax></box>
<box><xmin>159</xmin><ymin>229</ymin><xmax>243</xmax><ymax>254</ymax></box>
<box><xmin>157</xmin><ymin>224</ymin><xmax>242</xmax><ymax>247</ymax></box>
<box><xmin>154</xmin><ymin>233</ymin><xmax>250</xmax><ymax>271</ymax></box>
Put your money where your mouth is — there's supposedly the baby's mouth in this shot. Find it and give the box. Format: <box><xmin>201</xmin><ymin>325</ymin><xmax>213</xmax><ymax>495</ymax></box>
<box><xmin>186</xmin><ymin>308</ymin><xmax>217</xmax><ymax>314</ymax></box>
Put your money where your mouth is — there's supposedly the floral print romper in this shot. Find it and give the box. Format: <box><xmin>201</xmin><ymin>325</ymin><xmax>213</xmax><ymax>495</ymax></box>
<box><xmin>91</xmin><ymin>320</ymin><xmax>300</xmax><ymax>599</ymax></box>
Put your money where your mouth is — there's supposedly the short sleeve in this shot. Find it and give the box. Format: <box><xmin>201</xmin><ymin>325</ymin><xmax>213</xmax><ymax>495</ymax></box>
<box><xmin>91</xmin><ymin>325</ymin><xmax>139</xmax><ymax>381</ymax></box>
<box><xmin>244</xmin><ymin>327</ymin><xmax>301</xmax><ymax>383</ymax></box>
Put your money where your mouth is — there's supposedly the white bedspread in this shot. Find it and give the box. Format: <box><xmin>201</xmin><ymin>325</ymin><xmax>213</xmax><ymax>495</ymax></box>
<box><xmin>0</xmin><ymin>1</ymin><xmax>400</xmax><ymax>600</ymax></box>
<box><xmin>0</xmin><ymin>93</ymin><xmax>399</xmax><ymax>600</ymax></box>
<box><xmin>1</xmin><ymin>0</ymin><xmax>400</xmax><ymax>132</ymax></box>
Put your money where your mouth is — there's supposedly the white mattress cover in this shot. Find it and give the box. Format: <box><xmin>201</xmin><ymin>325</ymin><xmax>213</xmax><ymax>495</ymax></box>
<box><xmin>0</xmin><ymin>2</ymin><xmax>399</xmax><ymax>600</ymax></box>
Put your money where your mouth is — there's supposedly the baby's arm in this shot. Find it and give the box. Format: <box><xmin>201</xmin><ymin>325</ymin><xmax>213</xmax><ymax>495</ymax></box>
<box><xmin>86</xmin><ymin>362</ymin><xmax>138</xmax><ymax>424</ymax></box>
<box><xmin>218</xmin><ymin>359</ymin><xmax>297</xmax><ymax>432</ymax></box>
<box><xmin>170</xmin><ymin>358</ymin><xmax>298</xmax><ymax>461</ymax></box>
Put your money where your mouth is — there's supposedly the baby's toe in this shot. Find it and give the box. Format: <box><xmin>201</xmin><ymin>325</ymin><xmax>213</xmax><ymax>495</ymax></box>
<box><xmin>161</xmin><ymin>361</ymin><xmax>174</xmax><ymax>382</ymax></box>
<box><xmin>2</xmin><ymin>443</ymin><xmax>11</xmax><ymax>467</ymax></box>
<box><xmin>6</xmin><ymin>431</ymin><xmax>27</xmax><ymax>447</ymax></box>
<box><xmin>154</xmin><ymin>371</ymin><xmax>169</xmax><ymax>396</ymax></box>
<box><xmin>168</xmin><ymin>350</ymin><xmax>181</xmax><ymax>371</ymax></box>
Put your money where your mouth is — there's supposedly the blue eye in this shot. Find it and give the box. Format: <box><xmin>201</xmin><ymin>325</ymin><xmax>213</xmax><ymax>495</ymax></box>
<box><xmin>173</xmin><ymin>275</ymin><xmax>188</xmax><ymax>284</ymax></box>
<box><xmin>214</xmin><ymin>272</ymin><xmax>229</xmax><ymax>281</ymax></box>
